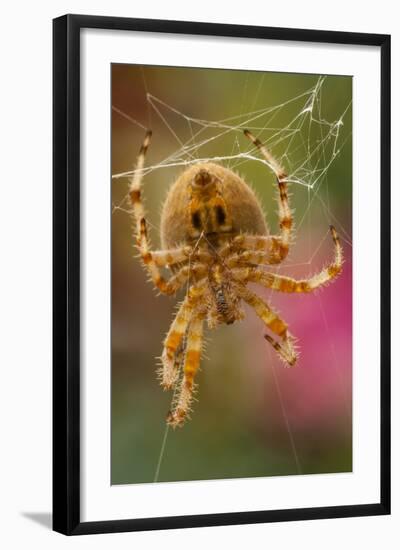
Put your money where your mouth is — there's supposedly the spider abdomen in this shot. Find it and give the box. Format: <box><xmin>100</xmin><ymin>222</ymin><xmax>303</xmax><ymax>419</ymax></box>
<box><xmin>160</xmin><ymin>162</ymin><xmax>268</xmax><ymax>249</ymax></box>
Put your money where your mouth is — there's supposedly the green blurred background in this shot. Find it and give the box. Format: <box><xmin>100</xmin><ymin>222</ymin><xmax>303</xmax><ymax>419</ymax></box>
<box><xmin>111</xmin><ymin>65</ymin><xmax>352</xmax><ymax>485</ymax></box>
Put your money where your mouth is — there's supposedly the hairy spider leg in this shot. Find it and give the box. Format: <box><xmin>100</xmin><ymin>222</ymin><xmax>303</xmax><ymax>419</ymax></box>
<box><xmin>232</xmin><ymin>226</ymin><xmax>343</xmax><ymax>293</ymax></box>
<box><xmin>218</xmin><ymin>234</ymin><xmax>289</xmax><ymax>265</ymax></box>
<box><xmin>166</xmin><ymin>312</ymin><xmax>205</xmax><ymax>427</ymax></box>
<box><xmin>160</xmin><ymin>282</ymin><xmax>206</xmax><ymax>389</ymax></box>
<box><xmin>225</xmin><ymin>248</ymin><xmax>286</xmax><ymax>268</ymax></box>
<box><xmin>244</xmin><ymin>129</ymin><xmax>293</xmax><ymax>262</ymax></box>
<box><xmin>236</xmin><ymin>284</ymin><xmax>298</xmax><ymax>367</ymax></box>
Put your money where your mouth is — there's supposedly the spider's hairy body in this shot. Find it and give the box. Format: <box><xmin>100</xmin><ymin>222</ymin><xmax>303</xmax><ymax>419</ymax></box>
<box><xmin>129</xmin><ymin>129</ymin><xmax>343</xmax><ymax>428</ymax></box>
<box><xmin>160</xmin><ymin>162</ymin><xmax>267</xmax><ymax>250</ymax></box>
<box><xmin>161</xmin><ymin>162</ymin><xmax>263</xmax><ymax>328</ymax></box>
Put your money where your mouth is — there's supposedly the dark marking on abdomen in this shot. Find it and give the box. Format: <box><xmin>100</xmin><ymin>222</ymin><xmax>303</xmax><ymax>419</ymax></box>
<box><xmin>215</xmin><ymin>205</ymin><xmax>226</xmax><ymax>225</ymax></box>
<box><xmin>191</xmin><ymin>210</ymin><xmax>202</xmax><ymax>230</ymax></box>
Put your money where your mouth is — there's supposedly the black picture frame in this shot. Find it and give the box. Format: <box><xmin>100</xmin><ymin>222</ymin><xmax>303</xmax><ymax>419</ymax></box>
<box><xmin>53</xmin><ymin>14</ymin><xmax>391</xmax><ymax>535</ymax></box>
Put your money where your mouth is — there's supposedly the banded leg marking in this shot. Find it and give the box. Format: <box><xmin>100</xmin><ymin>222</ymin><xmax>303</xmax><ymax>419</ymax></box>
<box><xmin>244</xmin><ymin>129</ymin><xmax>293</xmax><ymax>261</ymax></box>
<box><xmin>236</xmin><ymin>284</ymin><xmax>288</xmax><ymax>338</ymax></box>
<box><xmin>232</xmin><ymin>226</ymin><xmax>343</xmax><ymax>293</ymax></box>
<box><xmin>158</xmin><ymin>264</ymin><xmax>208</xmax><ymax>295</ymax></box>
<box><xmin>159</xmin><ymin>284</ymin><xmax>205</xmax><ymax>389</ymax></box>
<box><xmin>150</xmin><ymin>247</ymin><xmax>213</xmax><ymax>268</ymax></box>
<box><xmin>129</xmin><ymin>130</ymin><xmax>189</xmax><ymax>294</ymax></box>
<box><xmin>236</xmin><ymin>284</ymin><xmax>298</xmax><ymax>367</ymax></box>
<box><xmin>166</xmin><ymin>314</ymin><xmax>205</xmax><ymax>427</ymax></box>
<box><xmin>264</xmin><ymin>333</ymin><xmax>298</xmax><ymax>368</ymax></box>
<box><xmin>219</xmin><ymin>234</ymin><xmax>286</xmax><ymax>264</ymax></box>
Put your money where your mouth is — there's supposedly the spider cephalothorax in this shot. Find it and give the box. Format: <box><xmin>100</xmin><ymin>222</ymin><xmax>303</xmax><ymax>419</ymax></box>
<box><xmin>129</xmin><ymin>129</ymin><xmax>343</xmax><ymax>427</ymax></box>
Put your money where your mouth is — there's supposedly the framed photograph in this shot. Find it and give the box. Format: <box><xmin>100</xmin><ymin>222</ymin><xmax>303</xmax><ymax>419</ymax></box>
<box><xmin>53</xmin><ymin>14</ymin><xmax>391</xmax><ymax>535</ymax></box>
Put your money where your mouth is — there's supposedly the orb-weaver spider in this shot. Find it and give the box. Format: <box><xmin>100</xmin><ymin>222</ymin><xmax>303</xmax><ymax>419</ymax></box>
<box><xmin>129</xmin><ymin>129</ymin><xmax>343</xmax><ymax>427</ymax></box>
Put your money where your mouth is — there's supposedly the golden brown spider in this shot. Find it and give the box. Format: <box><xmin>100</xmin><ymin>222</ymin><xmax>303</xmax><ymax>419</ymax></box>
<box><xmin>129</xmin><ymin>129</ymin><xmax>343</xmax><ymax>428</ymax></box>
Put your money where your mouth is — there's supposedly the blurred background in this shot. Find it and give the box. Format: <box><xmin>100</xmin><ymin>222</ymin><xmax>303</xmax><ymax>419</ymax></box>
<box><xmin>111</xmin><ymin>65</ymin><xmax>352</xmax><ymax>485</ymax></box>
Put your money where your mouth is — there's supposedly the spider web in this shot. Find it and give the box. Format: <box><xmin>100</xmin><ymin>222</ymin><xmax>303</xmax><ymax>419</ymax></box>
<box><xmin>111</xmin><ymin>72</ymin><xmax>352</xmax><ymax>483</ymax></box>
<box><xmin>112</xmin><ymin>76</ymin><xmax>351</xmax><ymax>246</ymax></box>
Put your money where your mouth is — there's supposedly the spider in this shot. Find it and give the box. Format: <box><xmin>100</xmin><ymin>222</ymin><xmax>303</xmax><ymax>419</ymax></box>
<box><xmin>128</xmin><ymin>129</ymin><xmax>343</xmax><ymax>428</ymax></box>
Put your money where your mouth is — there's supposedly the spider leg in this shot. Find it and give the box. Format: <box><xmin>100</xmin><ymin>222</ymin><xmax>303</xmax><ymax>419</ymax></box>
<box><xmin>129</xmin><ymin>130</ymin><xmax>169</xmax><ymax>292</ymax></box>
<box><xmin>129</xmin><ymin>131</ymin><xmax>201</xmax><ymax>293</ymax></box>
<box><xmin>225</xmin><ymin>248</ymin><xmax>282</xmax><ymax>269</ymax></box>
<box><xmin>244</xmin><ymin>129</ymin><xmax>293</xmax><ymax>262</ymax></box>
<box><xmin>155</xmin><ymin>263</ymin><xmax>208</xmax><ymax>295</ymax></box>
<box><xmin>218</xmin><ymin>234</ymin><xmax>288</xmax><ymax>265</ymax></box>
<box><xmin>236</xmin><ymin>284</ymin><xmax>298</xmax><ymax>367</ymax></box>
<box><xmin>159</xmin><ymin>283</ymin><xmax>206</xmax><ymax>389</ymax></box>
<box><xmin>150</xmin><ymin>248</ymin><xmax>213</xmax><ymax>269</ymax></box>
<box><xmin>233</xmin><ymin>226</ymin><xmax>343</xmax><ymax>293</ymax></box>
<box><xmin>166</xmin><ymin>312</ymin><xmax>206</xmax><ymax>427</ymax></box>
<box><xmin>264</xmin><ymin>333</ymin><xmax>299</xmax><ymax>367</ymax></box>
<box><xmin>150</xmin><ymin>247</ymin><xmax>191</xmax><ymax>267</ymax></box>
<box><xmin>161</xmin><ymin>327</ymin><xmax>188</xmax><ymax>391</ymax></box>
